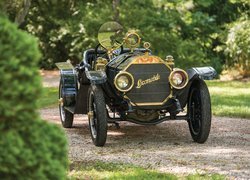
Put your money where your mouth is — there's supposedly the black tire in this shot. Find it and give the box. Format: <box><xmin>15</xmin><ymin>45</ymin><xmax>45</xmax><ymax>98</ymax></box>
<box><xmin>87</xmin><ymin>85</ymin><xmax>107</xmax><ymax>146</ymax></box>
<box><xmin>188</xmin><ymin>80</ymin><xmax>211</xmax><ymax>143</ymax></box>
<box><xmin>59</xmin><ymin>81</ymin><xmax>73</xmax><ymax>128</ymax></box>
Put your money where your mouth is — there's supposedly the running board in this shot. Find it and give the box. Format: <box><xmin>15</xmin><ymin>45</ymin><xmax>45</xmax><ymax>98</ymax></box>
<box><xmin>64</xmin><ymin>106</ymin><xmax>75</xmax><ymax>114</ymax></box>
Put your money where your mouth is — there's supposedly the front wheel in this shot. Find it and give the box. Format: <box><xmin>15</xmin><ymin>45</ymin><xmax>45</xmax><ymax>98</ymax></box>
<box><xmin>87</xmin><ymin>85</ymin><xmax>107</xmax><ymax>146</ymax></box>
<box><xmin>59</xmin><ymin>81</ymin><xmax>73</xmax><ymax>128</ymax></box>
<box><xmin>188</xmin><ymin>80</ymin><xmax>211</xmax><ymax>143</ymax></box>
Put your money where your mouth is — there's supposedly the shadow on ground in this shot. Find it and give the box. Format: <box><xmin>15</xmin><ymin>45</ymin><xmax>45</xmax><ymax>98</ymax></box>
<box><xmin>40</xmin><ymin>107</ymin><xmax>250</xmax><ymax>179</ymax></box>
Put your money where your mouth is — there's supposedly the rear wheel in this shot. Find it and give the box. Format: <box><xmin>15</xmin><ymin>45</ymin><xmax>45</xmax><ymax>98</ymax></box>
<box><xmin>188</xmin><ymin>80</ymin><xmax>211</xmax><ymax>143</ymax></box>
<box><xmin>59</xmin><ymin>81</ymin><xmax>73</xmax><ymax>128</ymax></box>
<box><xmin>87</xmin><ymin>85</ymin><xmax>107</xmax><ymax>146</ymax></box>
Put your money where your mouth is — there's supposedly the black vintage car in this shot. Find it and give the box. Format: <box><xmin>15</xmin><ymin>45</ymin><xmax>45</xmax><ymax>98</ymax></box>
<box><xmin>56</xmin><ymin>22</ymin><xmax>216</xmax><ymax>146</ymax></box>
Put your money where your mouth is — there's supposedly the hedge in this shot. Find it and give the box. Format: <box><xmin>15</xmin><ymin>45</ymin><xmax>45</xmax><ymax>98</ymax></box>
<box><xmin>0</xmin><ymin>15</ymin><xmax>68</xmax><ymax>179</ymax></box>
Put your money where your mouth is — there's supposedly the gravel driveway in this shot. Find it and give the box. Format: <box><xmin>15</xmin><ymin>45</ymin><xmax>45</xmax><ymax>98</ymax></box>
<box><xmin>40</xmin><ymin>108</ymin><xmax>250</xmax><ymax>179</ymax></box>
<box><xmin>40</xmin><ymin>71</ymin><xmax>250</xmax><ymax>179</ymax></box>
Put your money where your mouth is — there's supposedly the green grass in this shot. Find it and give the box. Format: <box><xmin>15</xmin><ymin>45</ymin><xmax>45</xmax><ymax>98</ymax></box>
<box><xmin>68</xmin><ymin>161</ymin><xmax>225</xmax><ymax>180</ymax></box>
<box><xmin>206</xmin><ymin>80</ymin><xmax>250</xmax><ymax>119</ymax></box>
<box><xmin>39</xmin><ymin>80</ymin><xmax>250</xmax><ymax>119</ymax></box>
<box><xmin>38</xmin><ymin>87</ymin><xmax>58</xmax><ymax>108</ymax></box>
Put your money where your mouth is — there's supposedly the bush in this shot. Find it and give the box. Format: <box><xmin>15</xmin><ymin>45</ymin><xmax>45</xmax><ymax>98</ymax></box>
<box><xmin>225</xmin><ymin>19</ymin><xmax>250</xmax><ymax>76</ymax></box>
<box><xmin>0</xmin><ymin>15</ymin><xmax>68</xmax><ymax>179</ymax></box>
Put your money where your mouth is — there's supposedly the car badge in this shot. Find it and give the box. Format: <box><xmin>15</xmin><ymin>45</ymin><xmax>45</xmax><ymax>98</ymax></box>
<box><xmin>136</xmin><ymin>73</ymin><xmax>160</xmax><ymax>89</ymax></box>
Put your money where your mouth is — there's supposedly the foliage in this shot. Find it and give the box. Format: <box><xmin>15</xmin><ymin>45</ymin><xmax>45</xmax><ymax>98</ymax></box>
<box><xmin>0</xmin><ymin>0</ymin><xmax>31</xmax><ymax>26</ymax></box>
<box><xmin>22</xmin><ymin>0</ymin><xmax>117</xmax><ymax>68</ymax></box>
<box><xmin>207</xmin><ymin>80</ymin><xmax>250</xmax><ymax>119</ymax></box>
<box><xmin>21</xmin><ymin>0</ymin><xmax>247</xmax><ymax>72</ymax></box>
<box><xmin>22</xmin><ymin>1</ymin><xmax>74</xmax><ymax>68</ymax></box>
<box><xmin>0</xmin><ymin>15</ymin><xmax>68</xmax><ymax>179</ymax></box>
<box><xmin>225</xmin><ymin>19</ymin><xmax>250</xmax><ymax>76</ymax></box>
<box><xmin>1</xmin><ymin>0</ymin><xmax>249</xmax><ymax>74</ymax></box>
<box><xmin>0</xmin><ymin>121</ymin><xmax>68</xmax><ymax>179</ymax></box>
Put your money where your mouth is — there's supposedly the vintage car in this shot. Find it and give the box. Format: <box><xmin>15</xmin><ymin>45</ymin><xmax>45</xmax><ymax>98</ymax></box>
<box><xmin>56</xmin><ymin>22</ymin><xmax>216</xmax><ymax>146</ymax></box>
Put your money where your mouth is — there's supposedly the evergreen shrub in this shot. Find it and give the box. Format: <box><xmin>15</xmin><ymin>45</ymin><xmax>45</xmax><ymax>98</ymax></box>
<box><xmin>0</xmin><ymin>15</ymin><xmax>68</xmax><ymax>179</ymax></box>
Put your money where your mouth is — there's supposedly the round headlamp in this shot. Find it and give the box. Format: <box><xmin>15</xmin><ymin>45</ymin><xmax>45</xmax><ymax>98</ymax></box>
<box><xmin>114</xmin><ymin>72</ymin><xmax>134</xmax><ymax>92</ymax></box>
<box><xmin>169</xmin><ymin>69</ymin><xmax>188</xmax><ymax>89</ymax></box>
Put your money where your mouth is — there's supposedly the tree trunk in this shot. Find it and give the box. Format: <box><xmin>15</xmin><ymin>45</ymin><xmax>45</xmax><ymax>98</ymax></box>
<box><xmin>112</xmin><ymin>0</ymin><xmax>120</xmax><ymax>22</ymax></box>
<box><xmin>15</xmin><ymin>0</ymin><xmax>31</xmax><ymax>26</ymax></box>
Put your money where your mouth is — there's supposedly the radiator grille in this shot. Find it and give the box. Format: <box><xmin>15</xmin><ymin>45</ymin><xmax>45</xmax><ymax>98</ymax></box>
<box><xmin>125</xmin><ymin>63</ymin><xmax>171</xmax><ymax>105</ymax></box>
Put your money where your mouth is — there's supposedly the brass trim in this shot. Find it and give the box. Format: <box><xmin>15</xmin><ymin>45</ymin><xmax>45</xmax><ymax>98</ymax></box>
<box><xmin>143</xmin><ymin>42</ymin><xmax>151</xmax><ymax>49</ymax></box>
<box><xmin>124</xmin><ymin>91</ymin><xmax>173</xmax><ymax>106</ymax></box>
<box><xmin>122</xmin><ymin>55</ymin><xmax>173</xmax><ymax>106</ymax></box>
<box><xmin>124</xmin><ymin>31</ymin><xmax>141</xmax><ymax>50</ymax></box>
<box><xmin>165</xmin><ymin>55</ymin><xmax>175</xmax><ymax>67</ymax></box>
<box><xmin>143</xmin><ymin>42</ymin><xmax>151</xmax><ymax>56</ymax></box>
<box><xmin>88</xmin><ymin>111</ymin><xmax>94</xmax><ymax>120</ymax></box>
<box><xmin>114</xmin><ymin>71</ymin><xmax>134</xmax><ymax>92</ymax></box>
<box><xmin>58</xmin><ymin>98</ymin><xmax>63</xmax><ymax>106</ymax></box>
<box><xmin>95</xmin><ymin>57</ymin><xmax>108</xmax><ymax>71</ymax></box>
<box><xmin>169</xmin><ymin>68</ymin><xmax>189</xmax><ymax>89</ymax></box>
<box><xmin>123</xmin><ymin>55</ymin><xmax>172</xmax><ymax>71</ymax></box>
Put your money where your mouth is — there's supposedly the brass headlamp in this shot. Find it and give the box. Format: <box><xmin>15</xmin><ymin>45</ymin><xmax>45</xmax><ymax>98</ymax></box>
<box><xmin>169</xmin><ymin>69</ymin><xmax>188</xmax><ymax>89</ymax></box>
<box><xmin>114</xmin><ymin>71</ymin><xmax>134</xmax><ymax>92</ymax></box>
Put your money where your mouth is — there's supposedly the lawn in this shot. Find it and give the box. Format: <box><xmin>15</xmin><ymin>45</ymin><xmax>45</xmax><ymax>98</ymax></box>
<box><xmin>39</xmin><ymin>81</ymin><xmax>250</xmax><ymax>119</ymax></box>
<box><xmin>38</xmin><ymin>87</ymin><xmax>58</xmax><ymax>108</ymax></box>
<box><xmin>68</xmin><ymin>161</ymin><xmax>224</xmax><ymax>180</ymax></box>
<box><xmin>206</xmin><ymin>80</ymin><xmax>250</xmax><ymax>119</ymax></box>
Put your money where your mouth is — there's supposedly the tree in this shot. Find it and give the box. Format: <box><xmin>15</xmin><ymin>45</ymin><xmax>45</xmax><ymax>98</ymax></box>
<box><xmin>3</xmin><ymin>0</ymin><xmax>248</xmax><ymax>75</ymax></box>
<box><xmin>0</xmin><ymin>0</ymin><xmax>31</xmax><ymax>26</ymax></box>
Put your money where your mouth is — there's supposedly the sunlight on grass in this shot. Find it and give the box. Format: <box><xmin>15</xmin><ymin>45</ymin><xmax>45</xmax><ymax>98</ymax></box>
<box><xmin>68</xmin><ymin>161</ymin><xmax>225</xmax><ymax>180</ymax></box>
<box><xmin>206</xmin><ymin>80</ymin><xmax>250</xmax><ymax>88</ymax></box>
<box><xmin>207</xmin><ymin>80</ymin><xmax>250</xmax><ymax>119</ymax></box>
<box><xmin>38</xmin><ymin>81</ymin><xmax>250</xmax><ymax>119</ymax></box>
<box><xmin>38</xmin><ymin>87</ymin><xmax>58</xmax><ymax>108</ymax></box>
<box><xmin>69</xmin><ymin>161</ymin><xmax>177</xmax><ymax>180</ymax></box>
<box><xmin>209</xmin><ymin>87</ymin><xmax>250</xmax><ymax>96</ymax></box>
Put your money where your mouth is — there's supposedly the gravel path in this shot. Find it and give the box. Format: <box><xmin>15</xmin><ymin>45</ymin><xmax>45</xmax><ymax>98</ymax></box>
<box><xmin>40</xmin><ymin>108</ymin><xmax>250</xmax><ymax>179</ymax></box>
<box><xmin>40</xmin><ymin>71</ymin><xmax>250</xmax><ymax>179</ymax></box>
<box><xmin>40</xmin><ymin>70</ymin><xmax>60</xmax><ymax>87</ymax></box>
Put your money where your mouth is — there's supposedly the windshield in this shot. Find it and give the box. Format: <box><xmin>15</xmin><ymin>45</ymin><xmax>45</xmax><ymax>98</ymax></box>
<box><xmin>98</xmin><ymin>21</ymin><xmax>124</xmax><ymax>51</ymax></box>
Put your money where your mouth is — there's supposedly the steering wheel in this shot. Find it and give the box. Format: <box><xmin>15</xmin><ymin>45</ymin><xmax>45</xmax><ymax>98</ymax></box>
<box><xmin>94</xmin><ymin>43</ymin><xmax>106</xmax><ymax>56</ymax></box>
<box><xmin>94</xmin><ymin>43</ymin><xmax>123</xmax><ymax>58</ymax></box>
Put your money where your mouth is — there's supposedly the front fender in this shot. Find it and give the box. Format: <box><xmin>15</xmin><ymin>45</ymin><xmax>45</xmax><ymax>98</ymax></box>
<box><xmin>187</xmin><ymin>66</ymin><xmax>217</xmax><ymax>80</ymax></box>
<box><xmin>56</xmin><ymin>62</ymin><xmax>78</xmax><ymax>106</ymax></box>
<box><xmin>58</xmin><ymin>70</ymin><xmax>78</xmax><ymax>107</ymax></box>
<box><xmin>175</xmin><ymin>67</ymin><xmax>215</xmax><ymax>109</ymax></box>
<box><xmin>85</xmin><ymin>71</ymin><xmax>107</xmax><ymax>84</ymax></box>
